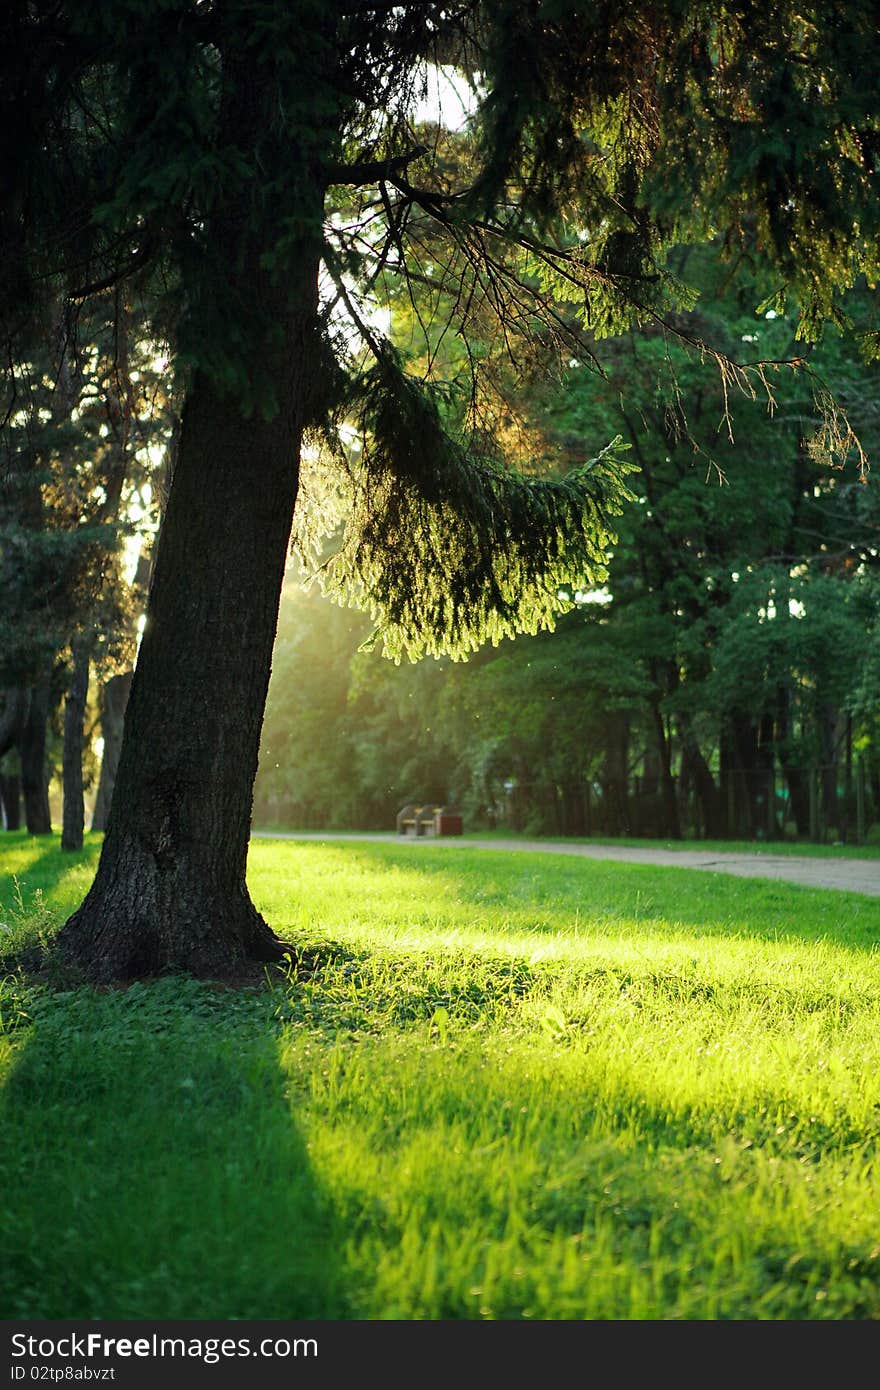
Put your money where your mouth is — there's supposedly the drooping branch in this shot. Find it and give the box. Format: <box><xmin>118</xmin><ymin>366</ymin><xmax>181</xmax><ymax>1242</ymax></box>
<box><xmin>308</xmin><ymin>352</ymin><xmax>637</xmax><ymax>661</ymax></box>
<box><xmin>325</xmin><ymin>146</ymin><xmax>429</xmax><ymax>187</ymax></box>
<box><xmin>69</xmin><ymin>239</ymin><xmax>156</xmax><ymax>304</ymax></box>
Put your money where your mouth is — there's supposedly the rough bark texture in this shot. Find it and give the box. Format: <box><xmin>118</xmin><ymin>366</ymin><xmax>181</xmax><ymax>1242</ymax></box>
<box><xmin>61</xmin><ymin>637</ymin><xmax>90</xmax><ymax>851</ymax></box>
<box><xmin>55</xmin><ymin>44</ymin><xmax>325</xmax><ymax>981</ymax></box>
<box><xmin>58</xmin><ymin>260</ymin><xmax>324</xmax><ymax>975</ymax></box>
<box><xmin>91</xmin><ymin>670</ymin><xmax>132</xmax><ymax>832</ymax></box>
<box><xmin>56</xmin><ymin>347</ymin><xmax>313</xmax><ymax>978</ymax></box>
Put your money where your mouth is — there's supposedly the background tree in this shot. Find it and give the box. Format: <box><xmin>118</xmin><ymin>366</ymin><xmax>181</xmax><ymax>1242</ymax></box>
<box><xmin>255</xmin><ymin>251</ymin><xmax>880</xmax><ymax>841</ymax></box>
<box><xmin>0</xmin><ymin>296</ymin><xmax>173</xmax><ymax>841</ymax></box>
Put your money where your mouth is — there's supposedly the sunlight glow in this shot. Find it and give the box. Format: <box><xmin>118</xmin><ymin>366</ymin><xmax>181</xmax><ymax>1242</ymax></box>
<box><xmin>413</xmin><ymin>64</ymin><xmax>478</xmax><ymax>131</ymax></box>
<box><xmin>574</xmin><ymin>587</ymin><xmax>612</xmax><ymax>606</ymax></box>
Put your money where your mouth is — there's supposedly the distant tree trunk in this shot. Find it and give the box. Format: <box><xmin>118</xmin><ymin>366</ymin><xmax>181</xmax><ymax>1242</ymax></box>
<box><xmin>754</xmin><ymin>712</ymin><xmax>776</xmax><ymax>838</ymax></box>
<box><xmin>1</xmin><ymin>774</ymin><xmax>22</xmax><ymax>829</ymax></box>
<box><xmin>20</xmin><ymin>679</ymin><xmax>51</xmax><ymax>834</ymax></box>
<box><xmin>781</xmin><ymin>763</ymin><xmax>809</xmax><ymax>837</ymax></box>
<box><xmin>91</xmin><ymin>670</ymin><xmax>133</xmax><ymax>832</ymax></box>
<box><xmin>601</xmin><ymin>714</ymin><xmax>630</xmax><ymax>834</ymax></box>
<box><xmin>0</xmin><ymin>687</ymin><xmax>28</xmax><ymax>760</ymax></box>
<box><xmin>678</xmin><ymin>720</ymin><xmax>723</xmax><ymax>838</ymax></box>
<box><xmin>726</xmin><ymin>711</ymin><xmax>773</xmax><ymax>838</ymax></box>
<box><xmin>776</xmin><ymin>683</ymin><xmax>809</xmax><ymax>836</ymax></box>
<box><xmin>841</xmin><ymin>712</ymin><xmax>853</xmax><ymax>842</ymax></box>
<box><xmin>720</xmin><ymin>724</ymin><xmax>735</xmax><ymax>836</ymax></box>
<box><xmin>562</xmin><ymin>782</ymin><xmax>586</xmax><ymax>836</ymax></box>
<box><xmin>819</xmin><ymin>703</ymin><xmax>840</xmax><ymax>835</ymax></box>
<box><xmin>61</xmin><ymin>637</ymin><xmax>91</xmax><ymax>851</ymax></box>
<box><xmin>0</xmin><ymin>687</ymin><xmax>27</xmax><ymax>831</ymax></box>
<box><xmin>649</xmin><ymin>697</ymin><xmax>681</xmax><ymax>838</ymax></box>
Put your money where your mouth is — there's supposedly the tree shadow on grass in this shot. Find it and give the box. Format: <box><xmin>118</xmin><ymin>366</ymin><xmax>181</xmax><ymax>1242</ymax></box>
<box><xmin>0</xmin><ymin>834</ymin><xmax>102</xmax><ymax>969</ymax></box>
<box><xmin>0</xmin><ymin>979</ymin><xmax>349</xmax><ymax>1319</ymax></box>
<box><xmin>0</xmin><ymin>830</ymin><xmax>100</xmax><ymax>893</ymax></box>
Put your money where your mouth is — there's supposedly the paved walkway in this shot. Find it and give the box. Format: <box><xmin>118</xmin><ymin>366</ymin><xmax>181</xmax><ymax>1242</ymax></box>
<box><xmin>258</xmin><ymin>831</ymin><xmax>880</xmax><ymax>897</ymax></box>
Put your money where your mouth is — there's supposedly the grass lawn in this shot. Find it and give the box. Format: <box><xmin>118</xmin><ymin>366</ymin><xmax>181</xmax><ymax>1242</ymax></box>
<box><xmin>2</xmin><ymin>830</ymin><xmax>880</xmax><ymax>1320</ymax></box>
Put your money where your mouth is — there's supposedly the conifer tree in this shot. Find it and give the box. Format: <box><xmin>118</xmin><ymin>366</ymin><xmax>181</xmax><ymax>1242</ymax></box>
<box><xmin>3</xmin><ymin>1</ymin><xmax>879</xmax><ymax>978</ymax></box>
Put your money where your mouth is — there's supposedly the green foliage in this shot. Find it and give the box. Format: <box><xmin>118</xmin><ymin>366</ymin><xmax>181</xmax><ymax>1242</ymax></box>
<box><xmin>6</xmin><ymin>0</ymin><xmax>880</xmax><ymax>668</ymax></box>
<box><xmin>699</xmin><ymin>569</ymin><xmax>866</xmax><ymax>725</ymax></box>
<box><xmin>0</xmin><ymin>295</ymin><xmax>173</xmax><ymax>802</ymax></box>
<box><xmin>262</xmin><ymin>240</ymin><xmax>880</xmax><ymax>838</ymax></box>
<box><xmin>317</xmin><ymin>353</ymin><xmax>636</xmax><ymax>659</ymax></box>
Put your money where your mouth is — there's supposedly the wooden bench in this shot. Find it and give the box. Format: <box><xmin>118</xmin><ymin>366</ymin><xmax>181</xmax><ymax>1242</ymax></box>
<box><xmin>396</xmin><ymin>803</ymin><xmax>463</xmax><ymax>837</ymax></box>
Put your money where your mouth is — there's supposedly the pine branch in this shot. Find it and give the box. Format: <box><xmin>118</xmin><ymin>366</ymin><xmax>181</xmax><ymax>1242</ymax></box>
<box><xmin>325</xmin><ymin>146</ymin><xmax>429</xmax><ymax>188</ymax></box>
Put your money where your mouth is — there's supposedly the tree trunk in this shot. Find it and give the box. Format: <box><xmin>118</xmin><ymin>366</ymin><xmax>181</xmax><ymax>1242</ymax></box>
<box><xmin>649</xmin><ymin>697</ymin><xmax>681</xmax><ymax>838</ymax></box>
<box><xmin>20</xmin><ymin>679</ymin><xmax>51</xmax><ymax>834</ymax></box>
<box><xmin>754</xmin><ymin>711</ymin><xmax>776</xmax><ymax>839</ymax></box>
<box><xmin>720</xmin><ymin>724</ymin><xmax>735</xmax><ymax>837</ymax></box>
<box><xmin>0</xmin><ymin>774</ymin><xmax>22</xmax><ymax>829</ymax></box>
<box><xmin>55</xmin><ymin>353</ymin><xmax>315</xmax><ymax>977</ymax></box>
<box><xmin>600</xmin><ymin>714</ymin><xmax>630</xmax><ymax>835</ymax></box>
<box><xmin>91</xmin><ymin>670</ymin><xmax>133</xmax><ymax>832</ymax></box>
<box><xmin>726</xmin><ymin>711</ymin><xmax>773</xmax><ymax>839</ymax></box>
<box><xmin>678</xmin><ymin>720</ymin><xmax>723</xmax><ymax>838</ymax></box>
<box><xmin>819</xmin><ymin>702</ymin><xmax>841</xmax><ymax>835</ymax></box>
<box><xmin>841</xmin><ymin>712</ymin><xmax>853</xmax><ymax>842</ymax></box>
<box><xmin>0</xmin><ymin>687</ymin><xmax>27</xmax><ymax>831</ymax></box>
<box><xmin>0</xmin><ymin>686</ymin><xmax>28</xmax><ymax>759</ymax></box>
<box><xmin>53</xmin><ymin>29</ymin><xmax>327</xmax><ymax>982</ymax></box>
<box><xmin>776</xmin><ymin>681</ymin><xmax>809</xmax><ymax>836</ymax></box>
<box><xmin>61</xmin><ymin>636</ymin><xmax>91</xmax><ymax>851</ymax></box>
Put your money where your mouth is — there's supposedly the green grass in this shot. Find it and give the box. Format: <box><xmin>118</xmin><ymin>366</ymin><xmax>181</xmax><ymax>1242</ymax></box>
<box><xmin>2</xmin><ymin>830</ymin><xmax>880</xmax><ymax>1319</ymax></box>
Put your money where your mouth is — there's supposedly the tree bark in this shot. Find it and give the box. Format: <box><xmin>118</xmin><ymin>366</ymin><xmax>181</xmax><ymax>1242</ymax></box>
<box><xmin>0</xmin><ymin>687</ymin><xmax>27</xmax><ymax>831</ymax></box>
<box><xmin>0</xmin><ymin>687</ymin><xmax>28</xmax><ymax>759</ymax></box>
<box><xmin>61</xmin><ymin>636</ymin><xmax>91</xmax><ymax>851</ymax></box>
<box><xmin>20</xmin><ymin>679</ymin><xmax>51</xmax><ymax>835</ymax></box>
<box><xmin>91</xmin><ymin>670</ymin><xmax>132</xmax><ymax>832</ymax></box>
<box><xmin>726</xmin><ymin>711</ymin><xmax>774</xmax><ymax>839</ymax></box>
<box><xmin>0</xmin><ymin>774</ymin><xmax>22</xmax><ymax>829</ymax></box>
<box><xmin>55</xmin><ymin>332</ymin><xmax>317</xmax><ymax>977</ymax></box>
<box><xmin>53</xmin><ymin>27</ymin><xmax>328</xmax><ymax>981</ymax></box>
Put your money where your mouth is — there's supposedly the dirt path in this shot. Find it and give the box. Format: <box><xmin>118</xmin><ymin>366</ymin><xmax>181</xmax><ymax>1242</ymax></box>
<box><xmin>258</xmin><ymin>831</ymin><xmax>880</xmax><ymax>897</ymax></box>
